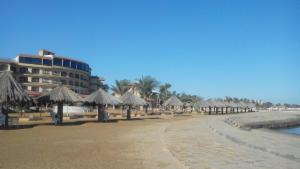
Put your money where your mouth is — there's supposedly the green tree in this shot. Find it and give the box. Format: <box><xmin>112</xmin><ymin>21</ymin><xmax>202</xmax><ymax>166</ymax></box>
<box><xmin>262</xmin><ymin>102</ymin><xmax>274</xmax><ymax>108</ymax></box>
<box><xmin>136</xmin><ymin>76</ymin><xmax>159</xmax><ymax>99</ymax></box>
<box><xmin>111</xmin><ymin>79</ymin><xmax>132</xmax><ymax>96</ymax></box>
<box><xmin>178</xmin><ymin>93</ymin><xmax>202</xmax><ymax>103</ymax></box>
<box><xmin>159</xmin><ymin>83</ymin><xmax>172</xmax><ymax>101</ymax></box>
<box><xmin>99</xmin><ymin>81</ymin><xmax>109</xmax><ymax>92</ymax></box>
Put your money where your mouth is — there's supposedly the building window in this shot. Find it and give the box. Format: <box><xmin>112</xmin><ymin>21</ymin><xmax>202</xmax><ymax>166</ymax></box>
<box><xmin>63</xmin><ymin>59</ymin><xmax>70</xmax><ymax>68</ymax></box>
<box><xmin>53</xmin><ymin>58</ymin><xmax>62</xmax><ymax>66</ymax></box>
<box><xmin>42</xmin><ymin>87</ymin><xmax>52</xmax><ymax>93</ymax></box>
<box><xmin>52</xmin><ymin>70</ymin><xmax>60</xmax><ymax>76</ymax></box>
<box><xmin>31</xmin><ymin>86</ymin><xmax>39</xmax><ymax>92</ymax></box>
<box><xmin>77</xmin><ymin>63</ymin><xmax>83</xmax><ymax>70</ymax></box>
<box><xmin>53</xmin><ymin>79</ymin><xmax>60</xmax><ymax>85</ymax></box>
<box><xmin>75</xmin><ymin>74</ymin><xmax>79</xmax><ymax>79</ymax></box>
<box><xmin>69</xmin><ymin>73</ymin><xmax>74</xmax><ymax>78</ymax></box>
<box><xmin>69</xmin><ymin>81</ymin><xmax>74</xmax><ymax>86</ymax></box>
<box><xmin>19</xmin><ymin>57</ymin><xmax>42</xmax><ymax>65</ymax></box>
<box><xmin>19</xmin><ymin>76</ymin><xmax>28</xmax><ymax>83</ymax></box>
<box><xmin>32</xmin><ymin>68</ymin><xmax>40</xmax><ymax>74</ymax></box>
<box><xmin>42</xmin><ymin>78</ymin><xmax>51</xmax><ymax>84</ymax></box>
<box><xmin>22</xmin><ymin>86</ymin><xmax>27</xmax><ymax>90</ymax></box>
<box><xmin>42</xmin><ymin>69</ymin><xmax>51</xmax><ymax>75</ymax></box>
<box><xmin>0</xmin><ymin>64</ymin><xmax>8</xmax><ymax>71</ymax></box>
<box><xmin>71</xmin><ymin>61</ymin><xmax>77</xmax><ymax>69</ymax></box>
<box><xmin>43</xmin><ymin>59</ymin><xmax>52</xmax><ymax>66</ymax></box>
<box><xmin>32</xmin><ymin>77</ymin><xmax>39</xmax><ymax>83</ymax></box>
<box><xmin>19</xmin><ymin>67</ymin><xmax>28</xmax><ymax>73</ymax></box>
<box><xmin>61</xmin><ymin>80</ymin><xmax>67</xmax><ymax>85</ymax></box>
<box><xmin>10</xmin><ymin>66</ymin><xmax>16</xmax><ymax>72</ymax></box>
<box><xmin>61</xmin><ymin>72</ymin><xmax>67</xmax><ymax>77</ymax></box>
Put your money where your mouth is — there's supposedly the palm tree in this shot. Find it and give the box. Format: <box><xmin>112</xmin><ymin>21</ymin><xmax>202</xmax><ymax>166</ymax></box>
<box><xmin>136</xmin><ymin>76</ymin><xmax>159</xmax><ymax>99</ymax></box>
<box><xmin>99</xmin><ymin>81</ymin><xmax>110</xmax><ymax>92</ymax></box>
<box><xmin>111</xmin><ymin>79</ymin><xmax>132</xmax><ymax>96</ymax></box>
<box><xmin>159</xmin><ymin>83</ymin><xmax>172</xmax><ymax>101</ymax></box>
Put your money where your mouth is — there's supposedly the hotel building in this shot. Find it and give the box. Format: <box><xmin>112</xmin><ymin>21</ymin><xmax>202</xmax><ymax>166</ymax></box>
<box><xmin>0</xmin><ymin>49</ymin><xmax>102</xmax><ymax>96</ymax></box>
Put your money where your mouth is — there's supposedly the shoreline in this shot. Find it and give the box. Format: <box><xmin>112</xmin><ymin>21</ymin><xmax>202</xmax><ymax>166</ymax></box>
<box><xmin>164</xmin><ymin>112</ymin><xmax>300</xmax><ymax>169</ymax></box>
<box><xmin>224</xmin><ymin>111</ymin><xmax>300</xmax><ymax>130</ymax></box>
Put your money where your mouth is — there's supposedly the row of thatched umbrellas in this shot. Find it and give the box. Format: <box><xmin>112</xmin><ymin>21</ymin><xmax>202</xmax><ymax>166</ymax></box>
<box><xmin>193</xmin><ymin>100</ymin><xmax>256</xmax><ymax>115</ymax></box>
<box><xmin>0</xmin><ymin>71</ymin><xmax>148</xmax><ymax>127</ymax></box>
<box><xmin>37</xmin><ymin>87</ymin><xmax>147</xmax><ymax>124</ymax></box>
<box><xmin>0</xmin><ymin>71</ymin><xmax>256</xmax><ymax>127</ymax></box>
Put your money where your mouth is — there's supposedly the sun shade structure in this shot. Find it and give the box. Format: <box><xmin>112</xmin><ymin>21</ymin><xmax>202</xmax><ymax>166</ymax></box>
<box><xmin>37</xmin><ymin>86</ymin><xmax>81</xmax><ymax>124</ymax></box>
<box><xmin>163</xmin><ymin>96</ymin><xmax>183</xmax><ymax>106</ymax></box>
<box><xmin>110</xmin><ymin>95</ymin><xmax>122</xmax><ymax>105</ymax></box>
<box><xmin>84</xmin><ymin>88</ymin><xmax>122</xmax><ymax>121</ymax></box>
<box><xmin>0</xmin><ymin>71</ymin><xmax>31</xmax><ymax>128</ymax></box>
<box><xmin>121</xmin><ymin>91</ymin><xmax>146</xmax><ymax>106</ymax></box>
<box><xmin>121</xmin><ymin>91</ymin><xmax>146</xmax><ymax>119</ymax></box>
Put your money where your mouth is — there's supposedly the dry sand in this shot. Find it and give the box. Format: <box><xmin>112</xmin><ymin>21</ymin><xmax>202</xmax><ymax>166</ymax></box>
<box><xmin>0</xmin><ymin>116</ymin><xmax>189</xmax><ymax>169</ymax></box>
<box><xmin>1</xmin><ymin>112</ymin><xmax>300</xmax><ymax>169</ymax></box>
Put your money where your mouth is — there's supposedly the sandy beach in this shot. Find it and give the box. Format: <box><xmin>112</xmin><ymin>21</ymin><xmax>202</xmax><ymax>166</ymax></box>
<box><xmin>1</xmin><ymin>112</ymin><xmax>300</xmax><ymax>169</ymax></box>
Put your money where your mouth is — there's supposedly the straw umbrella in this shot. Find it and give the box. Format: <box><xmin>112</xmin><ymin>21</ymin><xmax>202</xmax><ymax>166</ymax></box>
<box><xmin>239</xmin><ymin>102</ymin><xmax>248</xmax><ymax>112</ymax></box>
<box><xmin>163</xmin><ymin>96</ymin><xmax>183</xmax><ymax>113</ymax></box>
<box><xmin>215</xmin><ymin>101</ymin><xmax>226</xmax><ymax>114</ymax></box>
<box><xmin>193</xmin><ymin>100</ymin><xmax>208</xmax><ymax>113</ymax></box>
<box><xmin>121</xmin><ymin>91</ymin><xmax>146</xmax><ymax>120</ymax></box>
<box><xmin>84</xmin><ymin>88</ymin><xmax>122</xmax><ymax>121</ymax></box>
<box><xmin>37</xmin><ymin>86</ymin><xmax>81</xmax><ymax>124</ymax></box>
<box><xmin>223</xmin><ymin>101</ymin><xmax>232</xmax><ymax>114</ymax></box>
<box><xmin>247</xmin><ymin>103</ymin><xmax>256</xmax><ymax>112</ymax></box>
<box><xmin>184</xmin><ymin>102</ymin><xmax>193</xmax><ymax>113</ymax></box>
<box><xmin>163</xmin><ymin>96</ymin><xmax>183</xmax><ymax>106</ymax></box>
<box><xmin>0</xmin><ymin>71</ymin><xmax>31</xmax><ymax>128</ymax></box>
<box><xmin>205</xmin><ymin>99</ymin><xmax>217</xmax><ymax>115</ymax></box>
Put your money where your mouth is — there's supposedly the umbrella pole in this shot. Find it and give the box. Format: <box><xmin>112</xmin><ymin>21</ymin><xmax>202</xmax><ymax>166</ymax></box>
<box><xmin>127</xmin><ymin>105</ymin><xmax>131</xmax><ymax>120</ymax></box>
<box><xmin>57</xmin><ymin>102</ymin><xmax>63</xmax><ymax>124</ymax></box>
<box><xmin>98</xmin><ymin>104</ymin><xmax>104</xmax><ymax>122</ymax></box>
<box><xmin>2</xmin><ymin>104</ymin><xmax>8</xmax><ymax>128</ymax></box>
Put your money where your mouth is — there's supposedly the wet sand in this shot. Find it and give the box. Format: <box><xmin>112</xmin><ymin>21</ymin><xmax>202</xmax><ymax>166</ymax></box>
<box><xmin>165</xmin><ymin>112</ymin><xmax>300</xmax><ymax>169</ymax></box>
<box><xmin>1</xmin><ymin>112</ymin><xmax>300</xmax><ymax>169</ymax></box>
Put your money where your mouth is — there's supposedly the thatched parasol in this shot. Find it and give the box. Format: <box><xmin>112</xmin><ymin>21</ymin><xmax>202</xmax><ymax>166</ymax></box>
<box><xmin>0</xmin><ymin>71</ymin><xmax>31</xmax><ymax>128</ymax></box>
<box><xmin>121</xmin><ymin>91</ymin><xmax>146</xmax><ymax>119</ymax></box>
<box><xmin>0</xmin><ymin>71</ymin><xmax>31</xmax><ymax>103</ymax></box>
<box><xmin>193</xmin><ymin>100</ymin><xmax>207</xmax><ymax>110</ymax></box>
<box><xmin>110</xmin><ymin>95</ymin><xmax>122</xmax><ymax>105</ymax></box>
<box><xmin>163</xmin><ymin>96</ymin><xmax>183</xmax><ymax>107</ymax></box>
<box><xmin>84</xmin><ymin>88</ymin><xmax>122</xmax><ymax>121</ymax></box>
<box><xmin>37</xmin><ymin>86</ymin><xmax>81</xmax><ymax>124</ymax></box>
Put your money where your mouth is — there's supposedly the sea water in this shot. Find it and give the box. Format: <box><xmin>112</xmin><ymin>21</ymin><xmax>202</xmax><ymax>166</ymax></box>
<box><xmin>280</xmin><ymin>127</ymin><xmax>300</xmax><ymax>136</ymax></box>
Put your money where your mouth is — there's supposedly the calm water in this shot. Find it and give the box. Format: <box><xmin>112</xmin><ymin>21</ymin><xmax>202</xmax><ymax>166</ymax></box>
<box><xmin>280</xmin><ymin>127</ymin><xmax>300</xmax><ymax>136</ymax></box>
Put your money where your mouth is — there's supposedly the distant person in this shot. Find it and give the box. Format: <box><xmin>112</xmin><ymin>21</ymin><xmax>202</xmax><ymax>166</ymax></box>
<box><xmin>52</xmin><ymin>114</ymin><xmax>59</xmax><ymax>125</ymax></box>
<box><xmin>0</xmin><ymin>112</ymin><xmax>5</xmax><ymax>127</ymax></box>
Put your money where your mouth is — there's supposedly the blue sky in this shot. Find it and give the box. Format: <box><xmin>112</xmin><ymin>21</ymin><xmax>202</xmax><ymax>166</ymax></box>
<box><xmin>0</xmin><ymin>0</ymin><xmax>299</xmax><ymax>104</ymax></box>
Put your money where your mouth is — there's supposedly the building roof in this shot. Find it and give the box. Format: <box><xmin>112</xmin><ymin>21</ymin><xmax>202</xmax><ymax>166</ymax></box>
<box><xmin>17</xmin><ymin>54</ymin><xmax>89</xmax><ymax>65</ymax></box>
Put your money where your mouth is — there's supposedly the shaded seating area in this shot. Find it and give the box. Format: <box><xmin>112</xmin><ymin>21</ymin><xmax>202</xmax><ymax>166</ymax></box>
<box><xmin>84</xmin><ymin>88</ymin><xmax>122</xmax><ymax>122</ymax></box>
<box><xmin>37</xmin><ymin>86</ymin><xmax>82</xmax><ymax>125</ymax></box>
<box><xmin>163</xmin><ymin>96</ymin><xmax>184</xmax><ymax>115</ymax></box>
<box><xmin>194</xmin><ymin>99</ymin><xmax>256</xmax><ymax>115</ymax></box>
<box><xmin>120</xmin><ymin>91</ymin><xmax>146</xmax><ymax>120</ymax></box>
<box><xmin>0</xmin><ymin>71</ymin><xmax>31</xmax><ymax>128</ymax></box>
